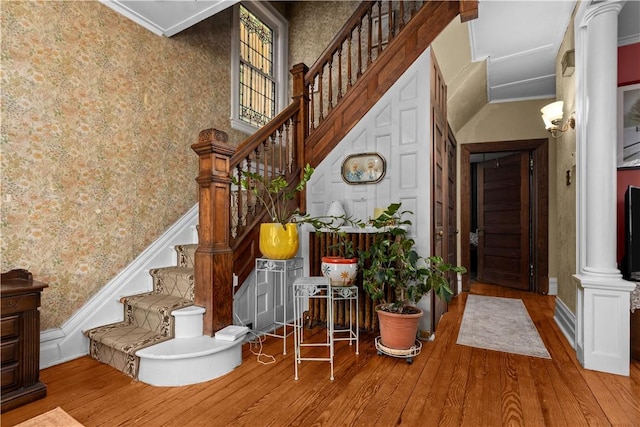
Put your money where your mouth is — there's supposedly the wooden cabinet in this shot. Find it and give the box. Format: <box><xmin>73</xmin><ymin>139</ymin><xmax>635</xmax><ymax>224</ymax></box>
<box><xmin>1</xmin><ymin>269</ymin><xmax>47</xmax><ymax>413</ymax></box>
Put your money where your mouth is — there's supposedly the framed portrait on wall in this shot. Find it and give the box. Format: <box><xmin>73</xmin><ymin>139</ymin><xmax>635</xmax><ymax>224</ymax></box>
<box><xmin>618</xmin><ymin>83</ymin><xmax>640</xmax><ymax>169</ymax></box>
<box><xmin>341</xmin><ymin>153</ymin><xmax>386</xmax><ymax>184</ymax></box>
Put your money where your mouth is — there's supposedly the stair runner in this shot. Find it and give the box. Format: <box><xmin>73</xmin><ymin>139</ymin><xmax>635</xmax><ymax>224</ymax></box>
<box><xmin>84</xmin><ymin>244</ymin><xmax>197</xmax><ymax>378</ymax></box>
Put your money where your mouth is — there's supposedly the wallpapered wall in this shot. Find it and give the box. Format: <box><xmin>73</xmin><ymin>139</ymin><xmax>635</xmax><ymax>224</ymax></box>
<box><xmin>0</xmin><ymin>1</ymin><xmax>246</xmax><ymax>330</ymax></box>
<box><xmin>286</xmin><ymin>1</ymin><xmax>360</xmax><ymax>71</ymax></box>
<box><xmin>1</xmin><ymin>1</ymin><xmax>359</xmax><ymax>331</ymax></box>
<box><xmin>554</xmin><ymin>8</ymin><xmax>577</xmax><ymax>314</ymax></box>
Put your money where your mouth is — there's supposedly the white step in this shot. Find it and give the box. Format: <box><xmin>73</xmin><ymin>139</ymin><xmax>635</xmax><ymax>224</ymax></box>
<box><xmin>136</xmin><ymin>335</ymin><xmax>244</xmax><ymax>386</ymax></box>
<box><xmin>172</xmin><ymin>305</ymin><xmax>205</xmax><ymax>338</ymax></box>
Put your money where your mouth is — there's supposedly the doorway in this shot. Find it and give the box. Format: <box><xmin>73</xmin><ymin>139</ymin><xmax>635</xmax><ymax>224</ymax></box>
<box><xmin>460</xmin><ymin>139</ymin><xmax>549</xmax><ymax>294</ymax></box>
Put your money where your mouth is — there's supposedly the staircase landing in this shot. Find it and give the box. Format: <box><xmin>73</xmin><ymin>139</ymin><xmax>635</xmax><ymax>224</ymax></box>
<box><xmin>136</xmin><ymin>334</ymin><xmax>243</xmax><ymax>386</ymax></box>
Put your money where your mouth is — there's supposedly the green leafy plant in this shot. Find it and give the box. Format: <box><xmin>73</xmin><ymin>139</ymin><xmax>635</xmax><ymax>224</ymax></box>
<box><xmin>232</xmin><ymin>164</ymin><xmax>315</xmax><ymax>226</ymax></box>
<box><xmin>232</xmin><ymin>164</ymin><xmax>366</xmax><ymax>251</ymax></box>
<box><xmin>358</xmin><ymin>203</ymin><xmax>466</xmax><ymax>313</ymax></box>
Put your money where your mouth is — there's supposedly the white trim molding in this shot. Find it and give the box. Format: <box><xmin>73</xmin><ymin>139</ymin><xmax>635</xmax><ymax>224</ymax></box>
<box><xmin>548</xmin><ymin>277</ymin><xmax>558</xmax><ymax>296</ymax></box>
<box><xmin>554</xmin><ymin>296</ymin><xmax>575</xmax><ymax>349</ymax></box>
<box><xmin>40</xmin><ymin>204</ymin><xmax>199</xmax><ymax>368</ymax></box>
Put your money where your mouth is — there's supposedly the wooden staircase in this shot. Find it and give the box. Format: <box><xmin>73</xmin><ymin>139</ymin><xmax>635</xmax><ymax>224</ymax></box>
<box><xmin>192</xmin><ymin>0</ymin><xmax>478</xmax><ymax>335</ymax></box>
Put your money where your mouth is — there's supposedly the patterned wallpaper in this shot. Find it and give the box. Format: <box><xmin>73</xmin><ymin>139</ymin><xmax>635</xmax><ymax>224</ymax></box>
<box><xmin>0</xmin><ymin>1</ymin><xmax>244</xmax><ymax>329</ymax></box>
<box><xmin>1</xmin><ymin>0</ymin><xmax>358</xmax><ymax>332</ymax></box>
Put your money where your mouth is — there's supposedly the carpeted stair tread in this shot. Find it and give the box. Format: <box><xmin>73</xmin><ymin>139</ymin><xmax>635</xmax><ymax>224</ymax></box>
<box><xmin>120</xmin><ymin>292</ymin><xmax>193</xmax><ymax>336</ymax></box>
<box><xmin>85</xmin><ymin>322</ymin><xmax>168</xmax><ymax>353</ymax></box>
<box><xmin>149</xmin><ymin>266</ymin><xmax>194</xmax><ymax>299</ymax></box>
<box><xmin>176</xmin><ymin>244</ymin><xmax>197</xmax><ymax>268</ymax></box>
<box><xmin>122</xmin><ymin>292</ymin><xmax>193</xmax><ymax>312</ymax></box>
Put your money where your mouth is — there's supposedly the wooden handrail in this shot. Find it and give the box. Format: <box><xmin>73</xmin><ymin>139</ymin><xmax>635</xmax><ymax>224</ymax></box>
<box><xmin>305</xmin><ymin>1</ymin><xmax>376</xmax><ymax>84</ymax></box>
<box><xmin>305</xmin><ymin>0</ymin><xmax>463</xmax><ymax>166</ymax></box>
<box><xmin>304</xmin><ymin>1</ymin><xmax>442</xmax><ymax>134</ymax></box>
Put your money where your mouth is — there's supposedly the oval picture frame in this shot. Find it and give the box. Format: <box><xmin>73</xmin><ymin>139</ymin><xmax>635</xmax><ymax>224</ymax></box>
<box><xmin>341</xmin><ymin>153</ymin><xmax>386</xmax><ymax>185</ymax></box>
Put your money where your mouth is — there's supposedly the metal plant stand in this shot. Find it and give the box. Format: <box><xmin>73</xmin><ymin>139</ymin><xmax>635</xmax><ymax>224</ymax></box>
<box><xmin>254</xmin><ymin>258</ymin><xmax>303</xmax><ymax>355</ymax></box>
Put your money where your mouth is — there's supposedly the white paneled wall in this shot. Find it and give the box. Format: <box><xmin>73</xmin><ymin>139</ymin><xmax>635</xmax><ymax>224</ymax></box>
<box><xmin>305</xmin><ymin>48</ymin><xmax>433</xmax><ymax>258</ymax></box>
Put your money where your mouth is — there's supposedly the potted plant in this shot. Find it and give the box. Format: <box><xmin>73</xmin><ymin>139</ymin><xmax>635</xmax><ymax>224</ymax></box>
<box><xmin>306</xmin><ymin>213</ymin><xmax>366</xmax><ymax>286</ymax></box>
<box><xmin>358</xmin><ymin>203</ymin><xmax>466</xmax><ymax>349</ymax></box>
<box><xmin>232</xmin><ymin>164</ymin><xmax>315</xmax><ymax>259</ymax></box>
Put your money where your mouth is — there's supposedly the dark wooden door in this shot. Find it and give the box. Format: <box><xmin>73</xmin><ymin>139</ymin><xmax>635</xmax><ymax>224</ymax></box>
<box><xmin>446</xmin><ymin>129</ymin><xmax>458</xmax><ymax>294</ymax></box>
<box><xmin>477</xmin><ymin>152</ymin><xmax>530</xmax><ymax>290</ymax></box>
<box><xmin>431</xmin><ymin>110</ymin><xmax>447</xmax><ymax>330</ymax></box>
<box><xmin>430</xmin><ymin>49</ymin><xmax>448</xmax><ymax>333</ymax></box>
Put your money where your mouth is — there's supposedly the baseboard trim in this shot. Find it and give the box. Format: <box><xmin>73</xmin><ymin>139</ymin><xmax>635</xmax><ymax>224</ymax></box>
<box><xmin>548</xmin><ymin>277</ymin><xmax>558</xmax><ymax>295</ymax></box>
<box><xmin>554</xmin><ymin>296</ymin><xmax>576</xmax><ymax>349</ymax></box>
<box><xmin>40</xmin><ymin>204</ymin><xmax>199</xmax><ymax>369</ymax></box>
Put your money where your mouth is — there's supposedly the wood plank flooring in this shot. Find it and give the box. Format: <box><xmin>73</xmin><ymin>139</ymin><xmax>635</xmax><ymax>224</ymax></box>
<box><xmin>3</xmin><ymin>283</ymin><xmax>639</xmax><ymax>426</ymax></box>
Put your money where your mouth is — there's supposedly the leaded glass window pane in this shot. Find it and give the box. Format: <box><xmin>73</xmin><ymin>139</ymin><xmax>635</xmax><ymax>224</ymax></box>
<box><xmin>239</xmin><ymin>5</ymin><xmax>275</xmax><ymax>127</ymax></box>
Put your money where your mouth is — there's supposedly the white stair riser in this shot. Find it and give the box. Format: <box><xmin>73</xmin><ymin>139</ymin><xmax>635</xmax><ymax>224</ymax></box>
<box><xmin>172</xmin><ymin>306</ymin><xmax>205</xmax><ymax>338</ymax></box>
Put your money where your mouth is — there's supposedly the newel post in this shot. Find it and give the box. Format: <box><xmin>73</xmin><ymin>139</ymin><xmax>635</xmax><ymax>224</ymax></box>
<box><xmin>291</xmin><ymin>62</ymin><xmax>310</xmax><ymax>211</ymax></box>
<box><xmin>191</xmin><ymin>128</ymin><xmax>234</xmax><ymax>335</ymax></box>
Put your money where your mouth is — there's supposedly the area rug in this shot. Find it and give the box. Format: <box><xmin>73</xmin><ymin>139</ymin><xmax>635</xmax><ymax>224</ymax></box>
<box><xmin>456</xmin><ymin>294</ymin><xmax>551</xmax><ymax>359</ymax></box>
<box><xmin>15</xmin><ymin>407</ymin><xmax>84</xmax><ymax>427</ymax></box>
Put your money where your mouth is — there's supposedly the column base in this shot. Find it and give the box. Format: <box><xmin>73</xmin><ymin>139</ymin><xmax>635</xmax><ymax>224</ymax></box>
<box><xmin>573</xmin><ymin>273</ymin><xmax>635</xmax><ymax>376</ymax></box>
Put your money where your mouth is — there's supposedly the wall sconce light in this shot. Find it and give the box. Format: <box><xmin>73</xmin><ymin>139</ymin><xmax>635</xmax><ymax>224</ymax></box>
<box><xmin>540</xmin><ymin>101</ymin><xmax>575</xmax><ymax>139</ymax></box>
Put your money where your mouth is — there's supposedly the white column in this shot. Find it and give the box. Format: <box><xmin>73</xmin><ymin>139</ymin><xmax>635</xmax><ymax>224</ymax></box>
<box><xmin>573</xmin><ymin>0</ymin><xmax>635</xmax><ymax>376</ymax></box>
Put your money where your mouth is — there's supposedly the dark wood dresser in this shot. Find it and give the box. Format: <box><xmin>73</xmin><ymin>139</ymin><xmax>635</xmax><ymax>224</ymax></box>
<box><xmin>1</xmin><ymin>269</ymin><xmax>48</xmax><ymax>413</ymax></box>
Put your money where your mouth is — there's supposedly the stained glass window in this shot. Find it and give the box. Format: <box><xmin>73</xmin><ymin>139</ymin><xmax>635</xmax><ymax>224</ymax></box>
<box><xmin>238</xmin><ymin>5</ymin><xmax>275</xmax><ymax>128</ymax></box>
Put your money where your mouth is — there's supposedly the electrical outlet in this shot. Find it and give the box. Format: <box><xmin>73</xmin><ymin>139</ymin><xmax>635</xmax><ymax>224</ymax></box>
<box><xmin>246</xmin><ymin>323</ymin><xmax>253</xmax><ymax>330</ymax></box>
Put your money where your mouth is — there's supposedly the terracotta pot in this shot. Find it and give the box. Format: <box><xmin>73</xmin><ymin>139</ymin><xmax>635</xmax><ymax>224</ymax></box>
<box><xmin>259</xmin><ymin>223</ymin><xmax>299</xmax><ymax>259</ymax></box>
<box><xmin>376</xmin><ymin>305</ymin><xmax>423</xmax><ymax>350</ymax></box>
<box><xmin>321</xmin><ymin>256</ymin><xmax>358</xmax><ymax>286</ymax></box>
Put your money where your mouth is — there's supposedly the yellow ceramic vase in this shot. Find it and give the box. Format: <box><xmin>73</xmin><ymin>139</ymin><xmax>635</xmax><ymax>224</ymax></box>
<box><xmin>259</xmin><ymin>223</ymin><xmax>299</xmax><ymax>260</ymax></box>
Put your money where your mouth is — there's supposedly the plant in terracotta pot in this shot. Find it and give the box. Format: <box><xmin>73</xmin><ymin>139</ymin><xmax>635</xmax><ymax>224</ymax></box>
<box><xmin>358</xmin><ymin>203</ymin><xmax>466</xmax><ymax>350</ymax></box>
<box><xmin>232</xmin><ymin>164</ymin><xmax>315</xmax><ymax>259</ymax></box>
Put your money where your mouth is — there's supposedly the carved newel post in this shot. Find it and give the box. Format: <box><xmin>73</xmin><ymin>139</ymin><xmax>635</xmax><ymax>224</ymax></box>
<box><xmin>191</xmin><ymin>129</ymin><xmax>234</xmax><ymax>335</ymax></box>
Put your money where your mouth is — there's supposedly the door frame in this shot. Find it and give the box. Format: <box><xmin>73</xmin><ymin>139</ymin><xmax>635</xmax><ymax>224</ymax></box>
<box><xmin>460</xmin><ymin>139</ymin><xmax>549</xmax><ymax>293</ymax></box>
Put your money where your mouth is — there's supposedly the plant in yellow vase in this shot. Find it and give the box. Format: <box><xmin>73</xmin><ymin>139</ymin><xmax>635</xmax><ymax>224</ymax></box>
<box><xmin>233</xmin><ymin>164</ymin><xmax>367</xmax><ymax>267</ymax></box>
<box><xmin>232</xmin><ymin>164</ymin><xmax>315</xmax><ymax>259</ymax></box>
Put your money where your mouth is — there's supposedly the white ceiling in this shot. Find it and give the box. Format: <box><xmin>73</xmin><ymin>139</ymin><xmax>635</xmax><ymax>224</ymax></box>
<box><xmin>469</xmin><ymin>0</ymin><xmax>640</xmax><ymax>103</ymax></box>
<box><xmin>103</xmin><ymin>0</ymin><xmax>639</xmax><ymax>102</ymax></box>
<box><xmin>469</xmin><ymin>0</ymin><xmax>576</xmax><ymax>103</ymax></box>
<box><xmin>100</xmin><ymin>0</ymin><xmax>239</xmax><ymax>37</ymax></box>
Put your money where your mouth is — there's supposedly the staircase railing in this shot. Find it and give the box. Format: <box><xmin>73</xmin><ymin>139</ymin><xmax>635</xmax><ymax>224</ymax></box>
<box><xmin>193</xmin><ymin>0</ymin><xmax>477</xmax><ymax>335</ymax></box>
<box><xmin>306</xmin><ymin>0</ymin><xmax>423</xmax><ymax>132</ymax></box>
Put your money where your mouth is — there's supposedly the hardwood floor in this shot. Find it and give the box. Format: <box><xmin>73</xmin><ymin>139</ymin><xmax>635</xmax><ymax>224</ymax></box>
<box><xmin>3</xmin><ymin>283</ymin><xmax>640</xmax><ymax>426</ymax></box>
